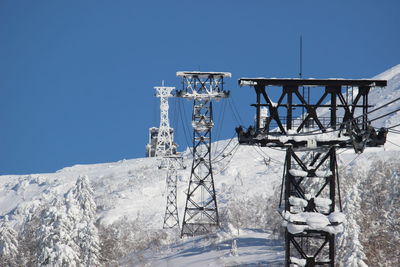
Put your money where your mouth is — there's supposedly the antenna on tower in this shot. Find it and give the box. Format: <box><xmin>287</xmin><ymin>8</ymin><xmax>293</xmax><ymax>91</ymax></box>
<box><xmin>299</xmin><ymin>35</ymin><xmax>303</xmax><ymax>79</ymax></box>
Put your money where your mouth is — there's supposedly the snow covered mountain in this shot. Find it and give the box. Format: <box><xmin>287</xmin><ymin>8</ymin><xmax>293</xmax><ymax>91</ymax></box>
<box><xmin>1</xmin><ymin>65</ymin><xmax>400</xmax><ymax>266</ymax></box>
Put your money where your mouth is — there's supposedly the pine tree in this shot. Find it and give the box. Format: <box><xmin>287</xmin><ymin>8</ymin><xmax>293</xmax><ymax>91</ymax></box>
<box><xmin>66</xmin><ymin>175</ymin><xmax>101</xmax><ymax>267</ymax></box>
<box><xmin>0</xmin><ymin>216</ymin><xmax>19</xmax><ymax>267</ymax></box>
<box><xmin>36</xmin><ymin>198</ymin><xmax>81</xmax><ymax>267</ymax></box>
<box><xmin>337</xmin><ymin>182</ymin><xmax>368</xmax><ymax>267</ymax></box>
<box><xmin>336</xmin><ymin>162</ymin><xmax>368</xmax><ymax>267</ymax></box>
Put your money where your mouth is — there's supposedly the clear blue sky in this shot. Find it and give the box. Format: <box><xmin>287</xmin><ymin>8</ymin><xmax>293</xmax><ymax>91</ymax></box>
<box><xmin>1</xmin><ymin>0</ymin><xmax>399</xmax><ymax>174</ymax></box>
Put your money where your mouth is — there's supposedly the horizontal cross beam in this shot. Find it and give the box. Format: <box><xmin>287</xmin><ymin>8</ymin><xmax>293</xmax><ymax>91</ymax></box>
<box><xmin>239</xmin><ymin>78</ymin><xmax>387</xmax><ymax>87</ymax></box>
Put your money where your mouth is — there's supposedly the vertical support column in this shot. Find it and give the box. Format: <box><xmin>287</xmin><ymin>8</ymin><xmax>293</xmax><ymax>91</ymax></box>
<box><xmin>329</xmin><ymin>148</ymin><xmax>336</xmax><ymax>212</ymax></box>
<box><xmin>326</xmin><ymin>86</ymin><xmax>340</xmax><ymax>130</ymax></box>
<box><xmin>255</xmin><ymin>85</ymin><xmax>262</xmax><ymax>132</ymax></box>
<box><xmin>359</xmin><ymin>86</ymin><xmax>370</xmax><ymax>131</ymax></box>
<box><xmin>177</xmin><ymin>72</ymin><xmax>230</xmax><ymax>237</ymax></box>
<box><xmin>283</xmin><ymin>147</ymin><xmax>342</xmax><ymax>267</ymax></box>
<box><xmin>284</xmin><ymin>148</ymin><xmax>292</xmax><ymax>267</ymax></box>
<box><xmin>163</xmin><ymin>157</ymin><xmax>181</xmax><ymax>229</ymax></box>
<box><xmin>154</xmin><ymin>85</ymin><xmax>181</xmax><ymax>229</ymax></box>
<box><xmin>284</xmin><ymin>86</ymin><xmax>297</xmax><ymax>130</ymax></box>
<box><xmin>181</xmin><ymin>98</ymin><xmax>219</xmax><ymax>236</ymax></box>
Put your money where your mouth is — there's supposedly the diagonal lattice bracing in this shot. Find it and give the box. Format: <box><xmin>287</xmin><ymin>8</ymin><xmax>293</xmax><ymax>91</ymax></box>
<box><xmin>154</xmin><ymin>85</ymin><xmax>181</xmax><ymax>229</ymax></box>
<box><xmin>177</xmin><ymin>71</ymin><xmax>230</xmax><ymax>237</ymax></box>
<box><xmin>163</xmin><ymin>156</ymin><xmax>184</xmax><ymax>229</ymax></box>
<box><xmin>236</xmin><ymin>77</ymin><xmax>388</xmax><ymax>266</ymax></box>
<box><xmin>237</xmin><ymin>78</ymin><xmax>388</xmax><ymax>152</ymax></box>
<box><xmin>281</xmin><ymin>147</ymin><xmax>342</xmax><ymax>267</ymax></box>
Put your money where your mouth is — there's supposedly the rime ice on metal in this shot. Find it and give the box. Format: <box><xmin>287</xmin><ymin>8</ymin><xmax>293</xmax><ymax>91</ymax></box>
<box><xmin>177</xmin><ymin>71</ymin><xmax>230</xmax><ymax>237</ymax></box>
<box><xmin>154</xmin><ymin>86</ymin><xmax>176</xmax><ymax>159</ymax></box>
<box><xmin>237</xmin><ymin>77</ymin><xmax>387</xmax><ymax>267</ymax></box>
<box><xmin>152</xmin><ymin>85</ymin><xmax>181</xmax><ymax>229</ymax></box>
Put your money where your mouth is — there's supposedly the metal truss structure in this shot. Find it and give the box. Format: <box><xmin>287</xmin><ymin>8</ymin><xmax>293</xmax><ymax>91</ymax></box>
<box><xmin>236</xmin><ymin>78</ymin><xmax>387</xmax><ymax>152</ymax></box>
<box><xmin>236</xmin><ymin>78</ymin><xmax>387</xmax><ymax>266</ymax></box>
<box><xmin>177</xmin><ymin>71</ymin><xmax>230</xmax><ymax>237</ymax></box>
<box><xmin>154</xmin><ymin>85</ymin><xmax>181</xmax><ymax>229</ymax></box>
<box><xmin>283</xmin><ymin>147</ymin><xmax>339</xmax><ymax>266</ymax></box>
<box><xmin>163</xmin><ymin>155</ymin><xmax>184</xmax><ymax>229</ymax></box>
<box><xmin>155</xmin><ymin>85</ymin><xmax>175</xmax><ymax>160</ymax></box>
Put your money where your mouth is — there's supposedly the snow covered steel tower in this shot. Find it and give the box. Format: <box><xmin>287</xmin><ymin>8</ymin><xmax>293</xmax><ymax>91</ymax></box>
<box><xmin>237</xmin><ymin>78</ymin><xmax>388</xmax><ymax>267</ymax></box>
<box><xmin>176</xmin><ymin>71</ymin><xmax>231</xmax><ymax>237</ymax></box>
<box><xmin>155</xmin><ymin>85</ymin><xmax>175</xmax><ymax>159</ymax></box>
<box><xmin>153</xmin><ymin>84</ymin><xmax>182</xmax><ymax>229</ymax></box>
<box><xmin>162</xmin><ymin>155</ymin><xmax>184</xmax><ymax>229</ymax></box>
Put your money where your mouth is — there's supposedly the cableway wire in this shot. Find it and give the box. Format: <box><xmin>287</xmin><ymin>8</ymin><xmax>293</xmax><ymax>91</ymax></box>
<box><xmin>211</xmin><ymin>143</ymin><xmax>240</xmax><ymax>164</ymax></box>
<box><xmin>211</xmin><ymin>134</ymin><xmax>238</xmax><ymax>163</ymax></box>
<box><xmin>177</xmin><ymin>98</ymin><xmax>193</xmax><ymax>155</ymax></box>
<box><xmin>213</xmin><ymin>99</ymin><xmax>228</xmax><ymax>158</ymax></box>
<box><xmin>256</xmin><ymin>145</ymin><xmax>284</xmax><ymax>164</ymax></box>
<box><xmin>213</xmin><ymin>143</ymin><xmax>241</xmax><ymax>176</ymax></box>
<box><xmin>250</xmin><ymin>144</ymin><xmax>284</xmax><ymax>165</ymax></box>
<box><xmin>369</xmin><ymin>107</ymin><xmax>400</xmax><ymax>123</ymax></box>
<box><xmin>266</xmin><ymin>96</ymin><xmax>400</xmax><ymax>137</ymax></box>
<box><xmin>367</xmin><ymin>95</ymin><xmax>400</xmax><ymax>115</ymax></box>
<box><xmin>386</xmin><ymin>139</ymin><xmax>400</xmax><ymax>149</ymax></box>
<box><xmin>228</xmin><ymin>97</ymin><xmax>245</xmax><ymax>126</ymax></box>
<box><xmin>342</xmin><ymin>153</ymin><xmax>363</xmax><ymax>169</ymax></box>
<box><xmin>386</xmin><ymin>123</ymin><xmax>400</xmax><ymax>130</ymax></box>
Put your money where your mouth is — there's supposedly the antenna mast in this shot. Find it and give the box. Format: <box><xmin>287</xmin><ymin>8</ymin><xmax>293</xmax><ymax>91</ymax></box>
<box><xmin>299</xmin><ymin>35</ymin><xmax>303</xmax><ymax>79</ymax></box>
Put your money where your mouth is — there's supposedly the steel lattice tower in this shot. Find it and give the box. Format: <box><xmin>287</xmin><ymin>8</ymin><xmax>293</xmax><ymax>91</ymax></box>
<box><xmin>162</xmin><ymin>155</ymin><xmax>184</xmax><ymax>229</ymax></box>
<box><xmin>236</xmin><ymin>78</ymin><xmax>387</xmax><ymax>266</ymax></box>
<box><xmin>177</xmin><ymin>71</ymin><xmax>230</xmax><ymax>237</ymax></box>
<box><xmin>154</xmin><ymin>85</ymin><xmax>181</xmax><ymax>229</ymax></box>
<box><xmin>155</xmin><ymin>85</ymin><xmax>175</xmax><ymax>159</ymax></box>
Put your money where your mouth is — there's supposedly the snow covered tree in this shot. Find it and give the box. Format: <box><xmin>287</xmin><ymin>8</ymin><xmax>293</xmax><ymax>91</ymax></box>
<box><xmin>337</xmin><ymin>182</ymin><xmax>368</xmax><ymax>267</ymax></box>
<box><xmin>358</xmin><ymin>159</ymin><xmax>400</xmax><ymax>267</ymax></box>
<box><xmin>66</xmin><ymin>175</ymin><xmax>101</xmax><ymax>267</ymax></box>
<box><xmin>36</xmin><ymin>198</ymin><xmax>81</xmax><ymax>267</ymax></box>
<box><xmin>0</xmin><ymin>216</ymin><xmax>19</xmax><ymax>267</ymax></box>
<box><xmin>337</xmin><ymin>157</ymin><xmax>400</xmax><ymax>266</ymax></box>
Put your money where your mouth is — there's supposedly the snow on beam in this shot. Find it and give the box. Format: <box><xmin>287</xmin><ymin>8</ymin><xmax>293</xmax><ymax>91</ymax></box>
<box><xmin>282</xmin><ymin>211</ymin><xmax>345</xmax><ymax>234</ymax></box>
<box><xmin>176</xmin><ymin>71</ymin><xmax>232</xmax><ymax>78</ymax></box>
<box><xmin>238</xmin><ymin>78</ymin><xmax>387</xmax><ymax>87</ymax></box>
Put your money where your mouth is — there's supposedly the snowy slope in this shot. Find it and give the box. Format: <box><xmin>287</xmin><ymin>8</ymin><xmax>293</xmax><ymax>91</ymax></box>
<box><xmin>0</xmin><ymin>141</ymin><xmax>284</xmax><ymax>228</ymax></box>
<box><xmin>123</xmin><ymin>229</ymin><xmax>284</xmax><ymax>267</ymax></box>
<box><xmin>1</xmin><ymin>64</ymin><xmax>400</xmax><ymax>266</ymax></box>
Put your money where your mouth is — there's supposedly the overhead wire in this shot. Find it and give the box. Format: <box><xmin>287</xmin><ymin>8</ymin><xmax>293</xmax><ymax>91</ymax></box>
<box><xmin>211</xmin><ymin>143</ymin><xmax>239</xmax><ymax>164</ymax></box>
<box><xmin>213</xmin><ymin>99</ymin><xmax>228</xmax><ymax>158</ymax></box>
<box><xmin>386</xmin><ymin>123</ymin><xmax>400</xmax><ymax>130</ymax></box>
<box><xmin>260</xmin><ymin>95</ymin><xmax>400</xmax><ymax>137</ymax></box>
<box><xmin>255</xmin><ymin>145</ymin><xmax>284</xmax><ymax>164</ymax></box>
<box><xmin>342</xmin><ymin>153</ymin><xmax>363</xmax><ymax>169</ymax></box>
<box><xmin>369</xmin><ymin>107</ymin><xmax>400</xmax><ymax>123</ymax></box>
<box><xmin>172</xmin><ymin>97</ymin><xmax>179</xmax><ymax>147</ymax></box>
<box><xmin>228</xmin><ymin>97</ymin><xmax>245</xmax><ymax>126</ymax></box>
<box><xmin>213</xmin><ymin>143</ymin><xmax>241</xmax><ymax>176</ymax></box>
<box><xmin>367</xmin><ymin>95</ymin><xmax>400</xmax><ymax>115</ymax></box>
<box><xmin>249</xmin><ymin>144</ymin><xmax>284</xmax><ymax>165</ymax></box>
<box><xmin>177</xmin><ymin>98</ymin><xmax>193</xmax><ymax>155</ymax></box>
<box><xmin>386</xmin><ymin>139</ymin><xmax>400</xmax><ymax>149</ymax></box>
<box><xmin>211</xmin><ymin>133</ymin><xmax>237</xmax><ymax>163</ymax></box>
